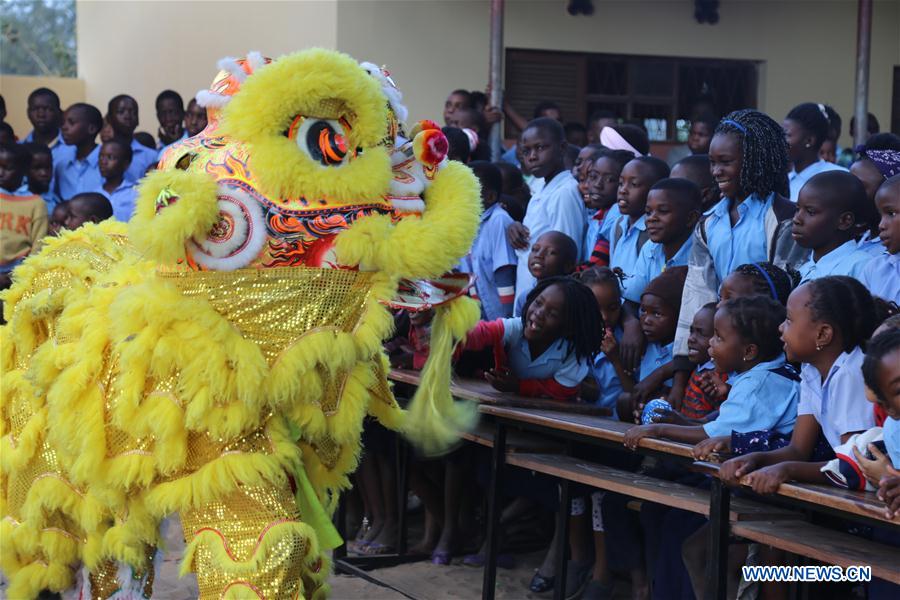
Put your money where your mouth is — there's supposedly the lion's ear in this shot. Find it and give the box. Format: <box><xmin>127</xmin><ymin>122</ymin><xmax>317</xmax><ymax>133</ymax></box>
<box><xmin>129</xmin><ymin>170</ymin><xmax>220</xmax><ymax>265</ymax></box>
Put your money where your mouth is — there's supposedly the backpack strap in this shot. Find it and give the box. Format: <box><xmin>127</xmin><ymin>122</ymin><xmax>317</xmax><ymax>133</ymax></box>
<box><xmin>768</xmin><ymin>363</ymin><xmax>800</xmax><ymax>382</ymax></box>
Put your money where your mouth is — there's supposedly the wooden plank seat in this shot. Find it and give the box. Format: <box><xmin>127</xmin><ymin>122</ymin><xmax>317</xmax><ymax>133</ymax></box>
<box><xmin>695</xmin><ymin>461</ymin><xmax>900</xmax><ymax>528</ymax></box>
<box><xmin>389</xmin><ymin>369</ymin><xmax>611</xmax><ymax>416</ymax></box>
<box><xmin>460</xmin><ymin>420</ymin><xmax>565</xmax><ymax>453</ymax></box>
<box><xmin>506</xmin><ymin>453</ymin><xmax>798</xmax><ymax>522</ymax></box>
<box><xmin>481</xmin><ymin>405</ymin><xmax>695</xmax><ymax>459</ymax></box>
<box><xmin>731</xmin><ymin>519</ymin><xmax>900</xmax><ymax>584</ymax></box>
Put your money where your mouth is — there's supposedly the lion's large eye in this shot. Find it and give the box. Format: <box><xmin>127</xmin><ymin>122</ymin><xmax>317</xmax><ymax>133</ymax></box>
<box><xmin>286</xmin><ymin>116</ymin><xmax>352</xmax><ymax>166</ymax></box>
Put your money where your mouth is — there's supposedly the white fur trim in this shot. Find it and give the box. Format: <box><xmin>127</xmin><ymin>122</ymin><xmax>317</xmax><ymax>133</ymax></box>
<box><xmin>195</xmin><ymin>89</ymin><xmax>231</xmax><ymax>108</ymax></box>
<box><xmin>388</xmin><ymin>197</ymin><xmax>425</xmax><ymax>214</ymax></box>
<box><xmin>188</xmin><ymin>183</ymin><xmax>267</xmax><ymax>271</ymax></box>
<box><xmin>360</xmin><ymin>60</ymin><xmax>409</xmax><ymax>125</ymax></box>
<box><xmin>246</xmin><ymin>51</ymin><xmax>266</xmax><ymax>73</ymax></box>
<box><xmin>216</xmin><ymin>56</ymin><xmax>247</xmax><ymax>82</ymax></box>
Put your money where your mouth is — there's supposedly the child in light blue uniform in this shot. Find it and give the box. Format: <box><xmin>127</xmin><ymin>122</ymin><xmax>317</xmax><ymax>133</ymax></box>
<box><xmin>615</xmin><ymin>266</ymin><xmax>687</xmax><ymax>422</ymax></box>
<box><xmin>509</xmin><ymin>119</ymin><xmax>587</xmax><ymax>307</ymax></box>
<box><xmin>624</xmin><ymin>295</ymin><xmax>798</xmax><ymax>450</ymax></box>
<box><xmin>716</xmin><ymin>278</ymin><xmax>878</xmax><ymax>494</ymax></box>
<box><xmin>513</xmin><ymin>231</ymin><xmax>576</xmax><ymax>317</ymax></box>
<box><xmin>861</xmin><ymin>176</ymin><xmax>900</xmax><ymax>304</ymax></box>
<box><xmin>783</xmin><ymin>102</ymin><xmax>847</xmax><ymax>202</ymax></box>
<box><xmin>458</xmin><ymin>162</ymin><xmax>517</xmax><ymax>320</ymax></box>
<box><xmin>580</xmin><ymin>149</ymin><xmax>632</xmax><ymax>265</ymax></box>
<box><xmin>621</xmin><ymin>178</ymin><xmax>700</xmax><ymax>303</ymax></box>
<box><xmin>54</xmin><ymin>103</ymin><xmax>103</xmax><ymax>200</ymax></box>
<box><xmin>792</xmin><ymin>171</ymin><xmax>871</xmax><ymax>283</ymax></box>
<box><xmin>675</xmin><ymin>110</ymin><xmax>807</xmax><ymax>360</ymax></box>
<box><xmin>465</xmin><ymin>276</ymin><xmax>604</xmax><ymax>401</ymax></box>
<box><xmin>94</xmin><ymin>139</ymin><xmax>138</xmax><ymax>222</ymax></box>
<box><xmin>859</xmin><ymin>327</ymin><xmax>900</xmax><ymax>600</ymax></box>
<box><xmin>578</xmin><ymin>267</ymin><xmax>628</xmax><ymax>415</ymax></box>
<box><xmin>608</xmin><ymin>156</ymin><xmax>669</xmax><ymax>278</ymax></box>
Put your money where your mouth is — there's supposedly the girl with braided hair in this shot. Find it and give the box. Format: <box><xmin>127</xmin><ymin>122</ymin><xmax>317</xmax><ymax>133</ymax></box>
<box><xmin>718</xmin><ymin>276</ymin><xmax>882</xmax><ymax>493</ymax></box>
<box><xmin>463</xmin><ymin>275</ymin><xmax>604</xmax><ymax>400</ymax></box>
<box><xmin>718</xmin><ymin>261</ymin><xmax>796</xmax><ymax>306</ymax></box>
<box><xmin>674</xmin><ymin>109</ymin><xmax>807</xmax><ymax>371</ymax></box>
<box><xmin>784</xmin><ymin>102</ymin><xmax>847</xmax><ymax>201</ymax></box>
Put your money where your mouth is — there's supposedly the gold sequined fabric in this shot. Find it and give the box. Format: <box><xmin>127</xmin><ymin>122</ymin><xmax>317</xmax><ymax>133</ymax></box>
<box><xmin>160</xmin><ymin>266</ymin><xmax>373</xmax><ymax>363</ymax></box>
<box><xmin>180</xmin><ymin>484</ymin><xmax>325</xmax><ymax>599</ymax></box>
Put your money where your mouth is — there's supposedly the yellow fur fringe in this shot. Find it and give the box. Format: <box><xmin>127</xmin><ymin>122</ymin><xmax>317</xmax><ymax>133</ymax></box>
<box><xmin>335</xmin><ymin>160</ymin><xmax>481</xmax><ymax>279</ymax></box>
<box><xmin>404</xmin><ymin>295</ymin><xmax>481</xmax><ymax>455</ymax></box>
<box><xmin>221</xmin><ymin>48</ymin><xmax>392</xmax><ymax>204</ymax></box>
<box><xmin>129</xmin><ymin>169</ymin><xmax>220</xmax><ymax>264</ymax></box>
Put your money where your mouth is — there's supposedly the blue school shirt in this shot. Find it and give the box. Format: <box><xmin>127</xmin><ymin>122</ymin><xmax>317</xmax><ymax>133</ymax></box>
<box><xmin>583</xmin><ymin>210</ymin><xmax>603</xmax><ymax>263</ymax></box>
<box><xmin>22</xmin><ymin>130</ymin><xmax>70</xmax><ymax>164</ymax></box>
<box><xmin>703</xmin><ymin>354</ymin><xmax>799</xmax><ymax>438</ymax></box>
<box><xmin>861</xmin><ymin>253</ymin><xmax>900</xmax><ymax>303</ymax></box>
<box><xmin>22</xmin><ymin>132</ymin><xmax>70</xmax><ymax>203</ymax></box>
<box><xmin>705</xmin><ymin>193</ymin><xmax>772</xmax><ymax>283</ymax></box>
<box><xmin>501</xmin><ymin>317</ymin><xmax>590</xmax><ymax>387</ymax></box>
<box><xmin>639</xmin><ymin>341</ymin><xmax>673</xmax><ymax>387</ymax></box>
<box><xmin>788</xmin><ymin>160</ymin><xmax>847</xmax><ymax>202</ymax></box>
<box><xmin>621</xmin><ymin>237</ymin><xmax>693</xmax><ymax>303</ymax></box>
<box><xmin>126</xmin><ymin>139</ymin><xmax>159</xmax><ymax>184</ymax></box>
<box><xmin>609</xmin><ymin>213</ymin><xmax>647</xmax><ymax>278</ymax></box>
<box><xmin>95</xmin><ymin>181</ymin><xmax>138</xmax><ymax>222</ymax></box>
<box><xmin>797</xmin><ymin>239</ymin><xmax>872</xmax><ymax>283</ymax></box>
<box><xmin>884</xmin><ymin>418</ymin><xmax>900</xmax><ymax>469</ymax></box>
<box><xmin>463</xmin><ymin>204</ymin><xmax>518</xmax><ymax>321</ymax></box>
<box><xmin>798</xmin><ymin>346</ymin><xmax>873</xmax><ymax>448</ymax></box>
<box><xmin>598</xmin><ymin>203</ymin><xmax>621</xmax><ymax>241</ymax></box>
<box><xmin>40</xmin><ymin>191</ymin><xmax>61</xmax><ymax>213</ymax></box>
<box><xmin>53</xmin><ymin>144</ymin><xmax>102</xmax><ymax>200</ymax></box>
<box><xmin>514</xmin><ymin>170</ymin><xmax>586</xmax><ymax>307</ymax></box>
<box><xmin>500</xmin><ymin>145</ymin><xmax>520</xmax><ymax>167</ymax></box>
<box><xmin>591</xmin><ymin>327</ymin><xmax>624</xmax><ymax>414</ymax></box>
<box><xmin>857</xmin><ymin>232</ymin><xmax>886</xmax><ymax>258</ymax></box>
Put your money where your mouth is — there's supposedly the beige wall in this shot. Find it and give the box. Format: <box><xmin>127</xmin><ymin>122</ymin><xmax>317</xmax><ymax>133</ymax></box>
<box><xmin>67</xmin><ymin>0</ymin><xmax>899</xmax><ymax>145</ymax></box>
<box><xmin>75</xmin><ymin>0</ymin><xmax>338</xmax><ymax>135</ymax></box>
<box><xmin>0</xmin><ymin>75</ymin><xmax>85</xmax><ymax>139</ymax></box>
<box><xmin>339</xmin><ymin>0</ymin><xmax>900</xmax><ymax>145</ymax></box>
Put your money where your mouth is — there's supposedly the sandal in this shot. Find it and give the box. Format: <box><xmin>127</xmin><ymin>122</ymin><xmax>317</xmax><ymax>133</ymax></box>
<box><xmin>529</xmin><ymin>571</ymin><xmax>556</xmax><ymax>593</ymax></box>
<box><xmin>360</xmin><ymin>541</ymin><xmax>395</xmax><ymax>555</ymax></box>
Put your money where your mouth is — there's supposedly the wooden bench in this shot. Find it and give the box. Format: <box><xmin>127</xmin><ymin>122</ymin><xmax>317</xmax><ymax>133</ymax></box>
<box><xmin>460</xmin><ymin>420</ymin><xmax>564</xmax><ymax>453</ymax></box>
<box><xmin>389</xmin><ymin>369</ymin><xmax>611</xmax><ymax>416</ymax></box>
<box><xmin>506</xmin><ymin>453</ymin><xmax>798</xmax><ymax>522</ymax></box>
<box><xmin>480</xmin><ymin>405</ymin><xmax>696</xmax><ymax>459</ymax></box>
<box><xmin>731</xmin><ymin>519</ymin><xmax>900</xmax><ymax>584</ymax></box>
<box><xmin>694</xmin><ymin>460</ymin><xmax>900</xmax><ymax>528</ymax></box>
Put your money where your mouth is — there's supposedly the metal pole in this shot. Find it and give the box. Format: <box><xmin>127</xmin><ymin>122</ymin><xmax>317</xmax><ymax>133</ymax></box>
<box><xmin>853</xmin><ymin>0</ymin><xmax>873</xmax><ymax>148</ymax></box>
<box><xmin>489</xmin><ymin>0</ymin><xmax>505</xmax><ymax>161</ymax></box>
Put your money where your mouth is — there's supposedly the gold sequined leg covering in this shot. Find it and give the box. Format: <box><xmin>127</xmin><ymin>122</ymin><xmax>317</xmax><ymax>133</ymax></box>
<box><xmin>179</xmin><ymin>483</ymin><xmax>329</xmax><ymax>600</ymax></box>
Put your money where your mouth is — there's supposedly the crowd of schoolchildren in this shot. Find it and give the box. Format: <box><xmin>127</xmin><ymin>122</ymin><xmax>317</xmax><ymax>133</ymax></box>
<box><xmin>2</xmin><ymin>83</ymin><xmax>900</xmax><ymax>599</ymax></box>
<box><xmin>371</xmin><ymin>91</ymin><xmax>900</xmax><ymax>600</ymax></box>
<box><xmin>0</xmin><ymin>89</ymin><xmax>207</xmax><ymax>288</ymax></box>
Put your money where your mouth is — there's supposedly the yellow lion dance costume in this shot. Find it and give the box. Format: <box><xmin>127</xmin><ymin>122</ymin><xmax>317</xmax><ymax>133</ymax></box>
<box><xmin>1</xmin><ymin>49</ymin><xmax>481</xmax><ymax>599</ymax></box>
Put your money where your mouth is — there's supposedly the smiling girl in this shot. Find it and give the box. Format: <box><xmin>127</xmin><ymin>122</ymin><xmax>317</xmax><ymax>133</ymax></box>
<box><xmin>624</xmin><ymin>295</ymin><xmax>798</xmax><ymax>450</ymax></box>
<box><xmin>716</xmin><ymin>277</ymin><xmax>879</xmax><ymax>492</ymax></box>
<box><xmin>674</xmin><ymin>109</ymin><xmax>807</xmax><ymax>368</ymax></box>
<box><xmin>464</xmin><ymin>276</ymin><xmax>604</xmax><ymax>400</ymax></box>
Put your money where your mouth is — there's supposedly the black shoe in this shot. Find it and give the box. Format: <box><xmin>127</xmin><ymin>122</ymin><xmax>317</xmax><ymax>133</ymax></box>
<box><xmin>563</xmin><ymin>560</ymin><xmax>592</xmax><ymax>600</ymax></box>
<box><xmin>529</xmin><ymin>571</ymin><xmax>556</xmax><ymax>593</ymax></box>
